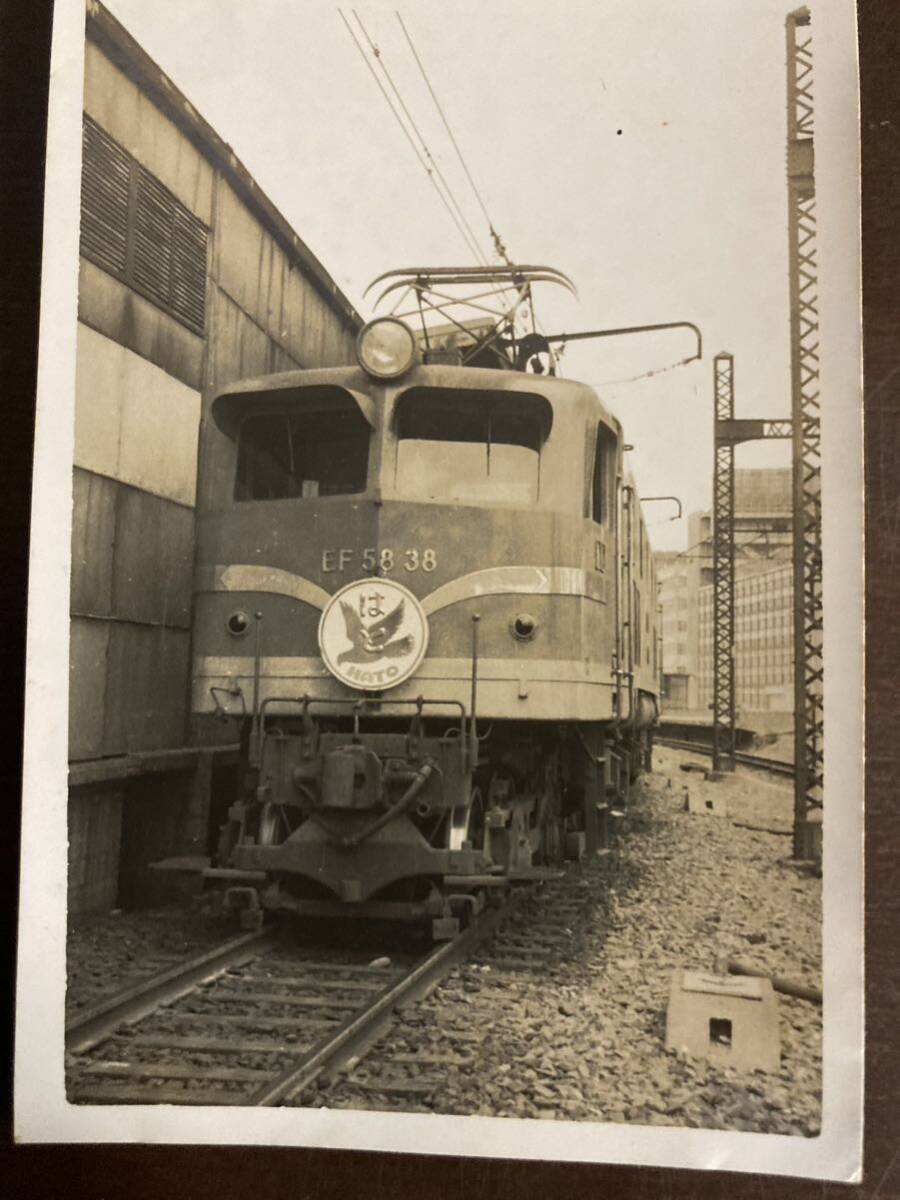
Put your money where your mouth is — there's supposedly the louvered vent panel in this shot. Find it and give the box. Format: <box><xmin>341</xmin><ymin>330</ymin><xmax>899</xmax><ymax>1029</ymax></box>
<box><xmin>80</xmin><ymin>117</ymin><xmax>130</xmax><ymax>275</ymax></box>
<box><xmin>132</xmin><ymin>168</ymin><xmax>175</xmax><ymax>309</ymax></box>
<box><xmin>79</xmin><ymin>117</ymin><xmax>208</xmax><ymax>336</ymax></box>
<box><xmin>170</xmin><ymin>207</ymin><xmax>208</xmax><ymax>332</ymax></box>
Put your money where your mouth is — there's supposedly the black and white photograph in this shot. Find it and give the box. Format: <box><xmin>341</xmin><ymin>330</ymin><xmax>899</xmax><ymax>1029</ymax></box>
<box><xmin>15</xmin><ymin>0</ymin><xmax>863</xmax><ymax>1180</ymax></box>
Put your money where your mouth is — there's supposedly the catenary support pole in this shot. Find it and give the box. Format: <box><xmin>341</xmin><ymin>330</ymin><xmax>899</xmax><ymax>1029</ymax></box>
<box><xmin>786</xmin><ymin>7</ymin><xmax>824</xmax><ymax>860</ymax></box>
<box><xmin>712</xmin><ymin>353</ymin><xmax>737</xmax><ymax>773</ymax></box>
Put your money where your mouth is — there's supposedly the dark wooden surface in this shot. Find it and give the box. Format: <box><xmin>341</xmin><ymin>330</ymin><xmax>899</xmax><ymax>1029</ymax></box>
<box><xmin>1</xmin><ymin>0</ymin><xmax>897</xmax><ymax>1195</ymax></box>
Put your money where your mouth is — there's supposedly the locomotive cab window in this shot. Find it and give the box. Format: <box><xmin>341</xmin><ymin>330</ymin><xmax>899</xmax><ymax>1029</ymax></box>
<box><xmin>394</xmin><ymin>388</ymin><xmax>551</xmax><ymax>504</ymax></box>
<box><xmin>235</xmin><ymin>404</ymin><xmax>370</xmax><ymax>501</ymax></box>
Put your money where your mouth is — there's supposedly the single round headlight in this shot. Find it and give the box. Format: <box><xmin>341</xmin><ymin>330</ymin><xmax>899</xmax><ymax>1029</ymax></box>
<box><xmin>356</xmin><ymin>318</ymin><xmax>418</xmax><ymax>379</ymax></box>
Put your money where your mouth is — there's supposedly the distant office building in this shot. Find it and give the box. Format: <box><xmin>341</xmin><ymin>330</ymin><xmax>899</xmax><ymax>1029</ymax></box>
<box><xmin>654</xmin><ymin>468</ymin><xmax>792</xmax><ymax>714</ymax></box>
<box><xmin>656</xmin><ymin>549</ymin><xmax>698</xmax><ymax>710</ymax></box>
<box><xmin>697</xmin><ymin>562</ymin><xmax>794</xmax><ymax>714</ymax></box>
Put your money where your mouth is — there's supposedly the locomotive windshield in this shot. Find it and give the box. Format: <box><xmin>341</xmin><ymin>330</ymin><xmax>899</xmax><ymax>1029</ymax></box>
<box><xmin>394</xmin><ymin>388</ymin><xmax>551</xmax><ymax>504</ymax></box>
<box><xmin>235</xmin><ymin>405</ymin><xmax>370</xmax><ymax>501</ymax></box>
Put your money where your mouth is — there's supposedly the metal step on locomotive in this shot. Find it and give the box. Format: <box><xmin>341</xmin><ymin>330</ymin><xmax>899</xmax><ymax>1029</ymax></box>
<box><xmin>190</xmin><ymin>265</ymin><xmax>667</xmax><ymax>937</ymax></box>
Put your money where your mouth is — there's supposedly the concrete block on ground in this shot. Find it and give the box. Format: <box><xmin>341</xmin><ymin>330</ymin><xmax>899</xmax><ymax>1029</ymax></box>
<box><xmin>684</xmin><ymin>791</ymin><xmax>728</xmax><ymax>818</ymax></box>
<box><xmin>665</xmin><ymin>968</ymin><xmax>780</xmax><ymax>1073</ymax></box>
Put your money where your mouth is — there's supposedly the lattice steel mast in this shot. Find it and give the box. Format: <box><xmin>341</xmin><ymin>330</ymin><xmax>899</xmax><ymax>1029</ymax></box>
<box><xmin>787</xmin><ymin>7</ymin><xmax>823</xmax><ymax>857</ymax></box>
<box><xmin>712</xmin><ymin>354</ymin><xmax>792</xmax><ymax>775</ymax></box>
<box><xmin>712</xmin><ymin>353</ymin><xmax>737</xmax><ymax>773</ymax></box>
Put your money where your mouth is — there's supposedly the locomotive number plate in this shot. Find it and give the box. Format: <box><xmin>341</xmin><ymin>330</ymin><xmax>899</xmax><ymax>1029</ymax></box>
<box><xmin>321</xmin><ymin>547</ymin><xmax>437</xmax><ymax>574</ymax></box>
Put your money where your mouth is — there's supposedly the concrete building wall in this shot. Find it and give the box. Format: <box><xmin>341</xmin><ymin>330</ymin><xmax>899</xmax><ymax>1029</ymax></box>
<box><xmin>83</xmin><ymin>38</ymin><xmax>215</xmax><ymax>224</ymax></box>
<box><xmin>69</xmin><ymin>2</ymin><xmax>361</xmax><ymax>914</ymax></box>
<box><xmin>734</xmin><ymin>468</ymin><xmax>792</xmax><ymax>516</ymax></box>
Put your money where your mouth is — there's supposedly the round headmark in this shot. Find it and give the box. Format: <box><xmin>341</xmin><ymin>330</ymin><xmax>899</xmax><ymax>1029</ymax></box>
<box><xmin>318</xmin><ymin>578</ymin><xmax>429</xmax><ymax>692</ymax></box>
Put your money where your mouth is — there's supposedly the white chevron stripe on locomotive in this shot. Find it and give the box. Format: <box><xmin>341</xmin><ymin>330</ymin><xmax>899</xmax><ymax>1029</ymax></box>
<box><xmin>209</xmin><ymin>563</ymin><xmax>605</xmax><ymax>612</ymax></box>
<box><xmin>420</xmin><ymin>565</ymin><xmax>604</xmax><ymax>612</ymax></box>
<box><xmin>212</xmin><ymin>564</ymin><xmax>331</xmax><ymax>610</ymax></box>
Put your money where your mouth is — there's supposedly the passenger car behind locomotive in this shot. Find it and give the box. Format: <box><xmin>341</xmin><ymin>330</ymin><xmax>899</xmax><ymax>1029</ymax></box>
<box><xmin>192</xmin><ymin>267</ymin><xmax>660</xmax><ymax>936</ymax></box>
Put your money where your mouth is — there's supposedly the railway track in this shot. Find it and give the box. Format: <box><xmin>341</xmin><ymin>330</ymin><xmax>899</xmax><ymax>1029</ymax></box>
<box><xmin>302</xmin><ymin>855</ymin><xmax>614</xmax><ymax>1114</ymax></box>
<box><xmin>65</xmin><ymin>891</ymin><xmax>530</xmax><ymax>1108</ymax></box>
<box><xmin>656</xmin><ymin>737</ymin><xmax>795</xmax><ymax>778</ymax></box>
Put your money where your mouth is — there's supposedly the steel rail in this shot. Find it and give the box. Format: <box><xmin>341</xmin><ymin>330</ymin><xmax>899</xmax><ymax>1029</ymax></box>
<box><xmin>656</xmin><ymin>737</ymin><xmax>795</xmax><ymax>778</ymax></box>
<box><xmin>248</xmin><ymin>890</ymin><xmax>529</xmax><ymax>1106</ymax></box>
<box><xmin>733</xmin><ymin>751</ymin><xmax>795</xmax><ymax>777</ymax></box>
<box><xmin>68</xmin><ymin>888</ymin><xmax>532</xmax><ymax>1105</ymax></box>
<box><xmin>65</xmin><ymin>928</ymin><xmax>279</xmax><ymax>1054</ymax></box>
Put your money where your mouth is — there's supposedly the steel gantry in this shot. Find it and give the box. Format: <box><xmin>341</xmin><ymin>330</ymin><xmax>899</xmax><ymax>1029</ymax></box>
<box><xmin>787</xmin><ymin>6</ymin><xmax>824</xmax><ymax>859</ymax></box>
<box><xmin>711</xmin><ymin>355</ymin><xmax>792</xmax><ymax>774</ymax></box>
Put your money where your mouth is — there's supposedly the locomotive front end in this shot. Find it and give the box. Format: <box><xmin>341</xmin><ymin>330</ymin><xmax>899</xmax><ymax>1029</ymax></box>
<box><xmin>191</xmin><ymin>311</ymin><xmax>632</xmax><ymax>934</ymax></box>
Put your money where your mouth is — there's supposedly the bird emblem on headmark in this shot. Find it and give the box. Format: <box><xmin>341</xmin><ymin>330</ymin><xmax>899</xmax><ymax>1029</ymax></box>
<box><xmin>337</xmin><ymin>596</ymin><xmax>413</xmax><ymax>665</ymax></box>
<box><xmin>319</xmin><ymin>577</ymin><xmax>428</xmax><ymax>691</ymax></box>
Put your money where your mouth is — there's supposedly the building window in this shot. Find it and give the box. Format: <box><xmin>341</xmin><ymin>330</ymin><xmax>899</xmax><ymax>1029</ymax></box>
<box><xmin>80</xmin><ymin>115</ymin><xmax>208</xmax><ymax>335</ymax></box>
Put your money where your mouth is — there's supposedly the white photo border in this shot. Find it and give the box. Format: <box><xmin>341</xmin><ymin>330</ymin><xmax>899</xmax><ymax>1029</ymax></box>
<box><xmin>15</xmin><ymin>0</ymin><xmax>863</xmax><ymax>1180</ymax></box>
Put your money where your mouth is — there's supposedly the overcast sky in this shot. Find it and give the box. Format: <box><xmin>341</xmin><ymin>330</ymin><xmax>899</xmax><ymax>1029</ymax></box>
<box><xmin>104</xmin><ymin>0</ymin><xmax>802</xmax><ymax>550</ymax></box>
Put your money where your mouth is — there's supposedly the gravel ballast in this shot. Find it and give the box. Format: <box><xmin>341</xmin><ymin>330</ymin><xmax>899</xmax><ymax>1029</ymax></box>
<box><xmin>321</xmin><ymin>746</ymin><xmax>822</xmax><ymax>1134</ymax></box>
<box><xmin>66</xmin><ymin>901</ymin><xmax>234</xmax><ymax>1017</ymax></box>
<box><xmin>66</xmin><ymin>748</ymin><xmax>822</xmax><ymax>1132</ymax></box>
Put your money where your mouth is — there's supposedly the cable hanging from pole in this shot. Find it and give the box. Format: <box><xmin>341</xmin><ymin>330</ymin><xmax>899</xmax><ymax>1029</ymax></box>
<box><xmin>589</xmin><ymin>352</ymin><xmax>705</xmax><ymax>388</ymax></box>
<box><xmin>338</xmin><ymin>9</ymin><xmax>486</xmax><ymax>264</ymax></box>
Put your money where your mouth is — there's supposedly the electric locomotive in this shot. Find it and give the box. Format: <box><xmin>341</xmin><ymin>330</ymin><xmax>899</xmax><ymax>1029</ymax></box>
<box><xmin>192</xmin><ymin>266</ymin><xmax>660</xmax><ymax>936</ymax></box>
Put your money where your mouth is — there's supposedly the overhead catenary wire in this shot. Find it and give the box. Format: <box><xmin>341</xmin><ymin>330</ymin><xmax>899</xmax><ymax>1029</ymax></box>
<box><xmin>586</xmin><ymin>351</ymin><xmax>706</xmax><ymax>389</ymax></box>
<box><xmin>595</xmin><ymin>355</ymin><xmax>703</xmax><ymax>387</ymax></box>
<box><xmin>670</xmin><ymin>528</ymin><xmax>790</xmax><ymax>562</ymax></box>
<box><xmin>339</xmin><ymin>9</ymin><xmax>482</xmax><ymax>264</ymax></box>
<box><xmin>396</xmin><ymin>10</ymin><xmax>512</xmax><ymax>266</ymax></box>
<box><xmin>351</xmin><ymin>10</ymin><xmax>490</xmax><ymax>267</ymax></box>
<box><xmin>338</xmin><ymin>9</ymin><xmax>486</xmax><ymax>264</ymax></box>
